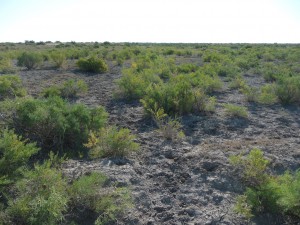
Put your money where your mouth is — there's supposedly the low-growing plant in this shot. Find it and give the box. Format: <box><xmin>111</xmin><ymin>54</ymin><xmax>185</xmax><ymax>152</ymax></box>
<box><xmin>0</xmin><ymin>58</ymin><xmax>16</xmax><ymax>74</ymax></box>
<box><xmin>149</xmin><ymin>105</ymin><xmax>185</xmax><ymax>141</ymax></box>
<box><xmin>257</xmin><ymin>84</ymin><xmax>277</xmax><ymax>105</ymax></box>
<box><xmin>0</xmin><ymin>129</ymin><xmax>40</xmax><ymax>186</ymax></box>
<box><xmin>231</xmin><ymin>149</ymin><xmax>300</xmax><ymax>221</ymax></box>
<box><xmin>0</xmin><ymin>75</ymin><xmax>27</xmax><ymax>99</ymax></box>
<box><xmin>69</xmin><ymin>172</ymin><xmax>132</xmax><ymax>224</ymax></box>
<box><xmin>41</xmin><ymin>79</ymin><xmax>88</xmax><ymax>99</ymax></box>
<box><xmin>50</xmin><ymin>51</ymin><xmax>67</xmax><ymax>69</ymax></box>
<box><xmin>241</xmin><ymin>85</ymin><xmax>259</xmax><ymax>102</ymax></box>
<box><xmin>17</xmin><ymin>52</ymin><xmax>43</xmax><ymax>70</ymax></box>
<box><xmin>223</xmin><ymin>103</ymin><xmax>248</xmax><ymax>118</ymax></box>
<box><xmin>275</xmin><ymin>76</ymin><xmax>300</xmax><ymax>105</ymax></box>
<box><xmin>229</xmin><ymin>76</ymin><xmax>247</xmax><ymax>90</ymax></box>
<box><xmin>85</xmin><ymin>126</ymin><xmax>139</xmax><ymax>158</ymax></box>
<box><xmin>177</xmin><ymin>63</ymin><xmax>199</xmax><ymax>73</ymax></box>
<box><xmin>76</xmin><ymin>56</ymin><xmax>108</xmax><ymax>73</ymax></box>
<box><xmin>6</xmin><ymin>160</ymin><xmax>69</xmax><ymax>225</ymax></box>
<box><xmin>0</xmin><ymin>96</ymin><xmax>108</xmax><ymax>156</ymax></box>
<box><xmin>230</xmin><ymin>149</ymin><xmax>269</xmax><ymax>187</ymax></box>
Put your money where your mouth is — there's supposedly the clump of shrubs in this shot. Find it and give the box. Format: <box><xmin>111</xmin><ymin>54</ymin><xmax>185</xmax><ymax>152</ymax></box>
<box><xmin>0</xmin><ymin>75</ymin><xmax>27</xmax><ymax>99</ymax></box>
<box><xmin>49</xmin><ymin>51</ymin><xmax>67</xmax><ymax>69</ymax></box>
<box><xmin>0</xmin><ymin>133</ymin><xmax>132</xmax><ymax>225</ymax></box>
<box><xmin>41</xmin><ymin>79</ymin><xmax>88</xmax><ymax>99</ymax></box>
<box><xmin>230</xmin><ymin>149</ymin><xmax>300</xmax><ymax>221</ymax></box>
<box><xmin>85</xmin><ymin>126</ymin><xmax>139</xmax><ymax>158</ymax></box>
<box><xmin>0</xmin><ymin>96</ymin><xmax>108</xmax><ymax>156</ymax></box>
<box><xmin>76</xmin><ymin>56</ymin><xmax>108</xmax><ymax>73</ymax></box>
<box><xmin>17</xmin><ymin>52</ymin><xmax>43</xmax><ymax>70</ymax></box>
<box><xmin>223</xmin><ymin>103</ymin><xmax>248</xmax><ymax>118</ymax></box>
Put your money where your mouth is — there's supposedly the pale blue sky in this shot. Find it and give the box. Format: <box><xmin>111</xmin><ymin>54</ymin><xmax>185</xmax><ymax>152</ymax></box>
<box><xmin>0</xmin><ymin>0</ymin><xmax>299</xmax><ymax>43</ymax></box>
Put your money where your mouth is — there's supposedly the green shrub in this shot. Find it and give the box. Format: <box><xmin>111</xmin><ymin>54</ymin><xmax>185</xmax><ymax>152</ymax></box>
<box><xmin>69</xmin><ymin>172</ymin><xmax>132</xmax><ymax>224</ymax></box>
<box><xmin>17</xmin><ymin>52</ymin><xmax>43</xmax><ymax>70</ymax></box>
<box><xmin>6</xmin><ymin>160</ymin><xmax>69</xmax><ymax>225</ymax></box>
<box><xmin>60</xmin><ymin>79</ymin><xmax>88</xmax><ymax>99</ymax></box>
<box><xmin>40</xmin><ymin>86</ymin><xmax>62</xmax><ymax>98</ymax></box>
<box><xmin>0</xmin><ymin>129</ymin><xmax>40</xmax><ymax>186</ymax></box>
<box><xmin>0</xmin><ymin>58</ymin><xmax>16</xmax><ymax>74</ymax></box>
<box><xmin>116</xmin><ymin>68</ymin><xmax>162</xmax><ymax>100</ymax></box>
<box><xmin>177</xmin><ymin>63</ymin><xmax>199</xmax><ymax>73</ymax></box>
<box><xmin>141</xmin><ymin>80</ymin><xmax>194</xmax><ymax>115</ymax></box>
<box><xmin>229</xmin><ymin>77</ymin><xmax>247</xmax><ymax>90</ymax></box>
<box><xmin>0</xmin><ymin>97</ymin><xmax>108</xmax><ymax>155</ymax></box>
<box><xmin>223</xmin><ymin>103</ymin><xmax>248</xmax><ymax>118</ymax></box>
<box><xmin>41</xmin><ymin>79</ymin><xmax>88</xmax><ymax>99</ymax></box>
<box><xmin>275</xmin><ymin>76</ymin><xmax>300</xmax><ymax>104</ymax></box>
<box><xmin>230</xmin><ymin>149</ymin><xmax>269</xmax><ymax>187</ymax></box>
<box><xmin>241</xmin><ymin>85</ymin><xmax>259</xmax><ymax>102</ymax></box>
<box><xmin>50</xmin><ymin>51</ymin><xmax>67</xmax><ymax>69</ymax></box>
<box><xmin>231</xmin><ymin>149</ymin><xmax>300</xmax><ymax>220</ymax></box>
<box><xmin>193</xmin><ymin>90</ymin><xmax>217</xmax><ymax>113</ymax></box>
<box><xmin>0</xmin><ymin>75</ymin><xmax>26</xmax><ymax>99</ymax></box>
<box><xmin>257</xmin><ymin>84</ymin><xmax>277</xmax><ymax>105</ymax></box>
<box><xmin>148</xmin><ymin>105</ymin><xmax>185</xmax><ymax>141</ymax></box>
<box><xmin>190</xmin><ymin>72</ymin><xmax>223</xmax><ymax>93</ymax></box>
<box><xmin>85</xmin><ymin>126</ymin><xmax>139</xmax><ymax>158</ymax></box>
<box><xmin>76</xmin><ymin>56</ymin><xmax>108</xmax><ymax>73</ymax></box>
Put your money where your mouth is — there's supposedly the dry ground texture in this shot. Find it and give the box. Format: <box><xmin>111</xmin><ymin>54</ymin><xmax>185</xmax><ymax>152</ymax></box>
<box><xmin>1</xmin><ymin>43</ymin><xmax>300</xmax><ymax>224</ymax></box>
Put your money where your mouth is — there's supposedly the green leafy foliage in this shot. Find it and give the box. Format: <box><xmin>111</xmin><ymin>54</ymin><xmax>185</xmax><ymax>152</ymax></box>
<box><xmin>150</xmin><ymin>105</ymin><xmax>185</xmax><ymax>141</ymax></box>
<box><xmin>69</xmin><ymin>172</ymin><xmax>132</xmax><ymax>224</ymax></box>
<box><xmin>231</xmin><ymin>149</ymin><xmax>300</xmax><ymax>220</ymax></box>
<box><xmin>17</xmin><ymin>52</ymin><xmax>43</xmax><ymax>70</ymax></box>
<box><xmin>275</xmin><ymin>76</ymin><xmax>300</xmax><ymax>104</ymax></box>
<box><xmin>76</xmin><ymin>56</ymin><xmax>108</xmax><ymax>73</ymax></box>
<box><xmin>0</xmin><ymin>96</ymin><xmax>108</xmax><ymax>156</ymax></box>
<box><xmin>0</xmin><ymin>130</ymin><xmax>39</xmax><ymax>186</ymax></box>
<box><xmin>6</xmin><ymin>161</ymin><xmax>69</xmax><ymax>225</ymax></box>
<box><xmin>0</xmin><ymin>75</ymin><xmax>26</xmax><ymax>99</ymax></box>
<box><xmin>223</xmin><ymin>104</ymin><xmax>248</xmax><ymax>118</ymax></box>
<box><xmin>86</xmin><ymin>126</ymin><xmax>139</xmax><ymax>158</ymax></box>
<box><xmin>49</xmin><ymin>51</ymin><xmax>67</xmax><ymax>69</ymax></box>
<box><xmin>230</xmin><ymin>149</ymin><xmax>269</xmax><ymax>187</ymax></box>
<box><xmin>41</xmin><ymin>79</ymin><xmax>88</xmax><ymax>99</ymax></box>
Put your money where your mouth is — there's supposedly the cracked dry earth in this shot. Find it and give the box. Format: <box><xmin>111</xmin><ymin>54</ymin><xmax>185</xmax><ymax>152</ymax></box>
<box><xmin>20</xmin><ymin>63</ymin><xmax>300</xmax><ymax>225</ymax></box>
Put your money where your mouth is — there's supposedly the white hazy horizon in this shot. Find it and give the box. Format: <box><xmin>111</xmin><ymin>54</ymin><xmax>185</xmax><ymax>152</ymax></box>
<box><xmin>1</xmin><ymin>0</ymin><xmax>300</xmax><ymax>43</ymax></box>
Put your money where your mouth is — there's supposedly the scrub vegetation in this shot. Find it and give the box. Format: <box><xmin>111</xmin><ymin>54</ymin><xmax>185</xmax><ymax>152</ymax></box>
<box><xmin>0</xmin><ymin>41</ymin><xmax>299</xmax><ymax>224</ymax></box>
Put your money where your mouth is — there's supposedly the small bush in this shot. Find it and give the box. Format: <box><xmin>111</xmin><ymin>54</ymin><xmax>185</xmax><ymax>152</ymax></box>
<box><xmin>177</xmin><ymin>63</ymin><xmax>198</xmax><ymax>73</ymax></box>
<box><xmin>17</xmin><ymin>52</ymin><xmax>43</xmax><ymax>70</ymax></box>
<box><xmin>0</xmin><ymin>75</ymin><xmax>26</xmax><ymax>99</ymax></box>
<box><xmin>150</xmin><ymin>106</ymin><xmax>185</xmax><ymax>141</ymax></box>
<box><xmin>60</xmin><ymin>79</ymin><xmax>88</xmax><ymax>99</ymax></box>
<box><xmin>85</xmin><ymin>126</ymin><xmax>139</xmax><ymax>158</ymax></box>
<box><xmin>241</xmin><ymin>85</ymin><xmax>259</xmax><ymax>102</ymax></box>
<box><xmin>41</xmin><ymin>79</ymin><xmax>88</xmax><ymax>99</ymax></box>
<box><xmin>0</xmin><ymin>58</ymin><xmax>16</xmax><ymax>74</ymax></box>
<box><xmin>257</xmin><ymin>84</ymin><xmax>277</xmax><ymax>105</ymax></box>
<box><xmin>0</xmin><ymin>129</ymin><xmax>40</xmax><ymax>186</ymax></box>
<box><xmin>223</xmin><ymin>103</ymin><xmax>248</xmax><ymax>118</ymax></box>
<box><xmin>0</xmin><ymin>97</ymin><xmax>108</xmax><ymax>155</ymax></box>
<box><xmin>275</xmin><ymin>77</ymin><xmax>300</xmax><ymax>105</ymax></box>
<box><xmin>50</xmin><ymin>51</ymin><xmax>67</xmax><ymax>69</ymax></box>
<box><xmin>76</xmin><ymin>56</ymin><xmax>108</xmax><ymax>73</ymax></box>
<box><xmin>231</xmin><ymin>149</ymin><xmax>300</xmax><ymax>220</ymax></box>
<box><xmin>230</xmin><ymin>149</ymin><xmax>269</xmax><ymax>187</ymax></box>
<box><xmin>6</xmin><ymin>160</ymin><xmax>69</xmax><ymax>225</ymax></box>
<box><xmin>69</xmin><ymin>172</ymin><xmax>132</xmax><ymax>224</ymax></box>
<box><xmin>229</xmin><ymin>77</ymin><xmax>247</xmax><ymax>90</ymax></box>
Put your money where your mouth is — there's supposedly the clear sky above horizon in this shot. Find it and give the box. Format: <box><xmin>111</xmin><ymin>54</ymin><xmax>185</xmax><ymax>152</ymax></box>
<box><xmin>0</xmin><ymin>0</ymin><xmax>299</xmax><ymax>43</ymax></box>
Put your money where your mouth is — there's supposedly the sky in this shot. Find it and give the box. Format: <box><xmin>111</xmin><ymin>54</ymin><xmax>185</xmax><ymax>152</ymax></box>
<box><xmin>0</xmin><ymin>0</ymin><xmax>299</xmax><ymax>43</ymax></box>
